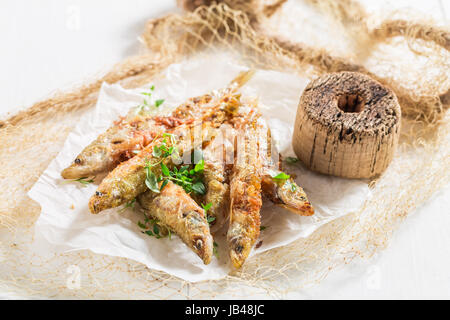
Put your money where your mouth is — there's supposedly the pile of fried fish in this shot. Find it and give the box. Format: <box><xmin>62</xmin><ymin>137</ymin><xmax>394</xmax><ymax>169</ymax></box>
<box><xmin>61</xmin><ymin>70</ymin><xmax>314</xmax><ymax>268</ymax></box>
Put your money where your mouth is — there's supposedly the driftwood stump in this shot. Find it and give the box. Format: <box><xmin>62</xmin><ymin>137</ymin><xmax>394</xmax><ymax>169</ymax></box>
<box><xmin>293</xmin><ymin>72</ymin><xmax>401</xmax><ymax>179</ymax></box>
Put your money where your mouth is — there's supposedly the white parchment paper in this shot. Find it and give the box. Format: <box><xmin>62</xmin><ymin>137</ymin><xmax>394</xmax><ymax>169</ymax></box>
<box><xmin>28</xmin><ymin>56</ymin><xmax>370</xmax><ymax>282</ymax></box>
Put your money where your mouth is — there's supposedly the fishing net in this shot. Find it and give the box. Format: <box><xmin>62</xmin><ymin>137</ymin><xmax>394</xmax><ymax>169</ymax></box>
<box><xmin>0</xmin><ymin>0</ymin><xmax>449</xmax><ymax>298</ymax></box>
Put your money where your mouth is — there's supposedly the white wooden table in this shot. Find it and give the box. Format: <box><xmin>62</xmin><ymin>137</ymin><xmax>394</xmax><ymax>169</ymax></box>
<box><xmin>1</xmin><ymin>0</ymin><xmax>449</xmax><ymax>299</ymax></box>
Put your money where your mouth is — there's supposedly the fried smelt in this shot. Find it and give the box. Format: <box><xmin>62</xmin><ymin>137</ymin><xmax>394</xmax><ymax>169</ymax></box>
<box><xmin>62</xmin><ymin>70</ymin><xmax>255</xmax><ymax>179</ymax></box>
<box><xmin>260</xmin><ymin>127</ymin><xmax>314</xmax><ymax>216</ymax></box>
<box><xmin>203</xmin><ymin>161</ymin><xmax>229</xmax><ymax>230</ymax></box>
<box><xmin>227</xmin><ymin>118</ymin><xmax>263</xmax><ymax>269</ymax></box>
<box><xmin>61</xmin><ymin>112</ymin><xmax>162</xmax><ymax>179</ymax></box>
<box><xmin>89</xmin><ymin>123</ymin><xmax>215</xmax><ymax>214</ymax></box>
<box><xmin>261</xmin><ymin>173</ymin><xmax>314</xmax><ymax>216</ymax></box>
<box><xmin>137</xmin><ymin>182</ymin><xmax>213</xmax><ymax>264</ymax></box>
<box><xmin>200</xmin><ymin>127</ymin><xmax>235</xmax><ymax>230</ymax></box>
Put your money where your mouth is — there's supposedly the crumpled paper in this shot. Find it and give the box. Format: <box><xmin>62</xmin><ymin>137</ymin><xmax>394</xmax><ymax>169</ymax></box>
<box><xmin>28</xmin><ymin>56</ymin><xmax>370</xmax><ymax>282</ymax></box>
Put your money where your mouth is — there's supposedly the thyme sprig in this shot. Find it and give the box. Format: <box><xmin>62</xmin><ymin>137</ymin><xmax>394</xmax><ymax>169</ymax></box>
<box><xmin>271</xmin><ymin>171</ymin><xmax>290</xmax><ymax>181</ymax></box>
<box><xmin>136</xmin><ymin>85</ymin><xmax>165</xmax><ymax>114</ymax></box>
<box><xmin>119</xmin><ymin>198</ymin><xmax>136</xmax><ymax>213</ymax></box>
<box><xmin>202</xmin><ymin>202</ymin><xmax>215</xmax><ymax>225</ymax></box>
<box><xmin>213</xmin><ymin>241</ymin><xmax>219</xmax><ymax>259</ymax></box>
<box><xmin>285</xmin><ymin>156</ymin><xmax>299</xmax><ymax>164</ymax></box>
<box><xmin>144</xmin><ymin>135</ymin><xmax>178</xmax><ymax>193</ymax></box>
<box><xmin>138</xmin><ymin>216</ymin><xmax>171</xmax><ymax>240</ymax></box>
<box><xmin>158</xmin><ymin>160</ymin><xmax>206</xmax><ymax>195</ymax></box>
<box><xmin>63</xmin><ymin>176</ymin><xmax>95</xmax><ymax>187</ymax></box>
<box><xmin>144</xmin><ymin>140</ymin><xmax>206</xmax><ymax>196</ymax></box>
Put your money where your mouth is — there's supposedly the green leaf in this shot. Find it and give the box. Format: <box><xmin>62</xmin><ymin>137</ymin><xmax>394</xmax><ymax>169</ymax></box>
<box><xmin>145</xmin><ymin>230</ymin><xmax>154</xmax><ymax>236</ymax></box>
<box><xmin>260</xmin><ymin>226</ymin><xmax>267</xmax><ymax>231</ymax></box>
<box><xmin>152</xmin><ymin>145</ymin><xmax>162</xmax><ymax>158</ymax></box>
<box><xmin>163</xmin><ymin>132</ymin><xmax>176</xmax><ymax>144</ymax></box>
<box><xmin>150</xmin><ymin>85</ymin><xmax>155</xmax><ymax>91</ymax></box>
<box><xmin>272</xmin><ymin>172</ymin><xmax>290</xmax><ymax>180</ymax></box>
<box><xmin>155</xmin><ymin>99</ymin><xmax>165</xmax><ymax>107</ymax></box>
<box><xmin>153</xmin><ymin>224</ymin><xmax>160</xmax><ymax>236</ymax></box>
<box><xmin>160</xmin><ymin>162</ymin><xmax>170</xmax><ymax>176</ymax></box>
<box><xmin>145</xmin><ymin>170</ymin><xmax>160</xmax><ymax>193</ymax></box>
<box><xmin>160</xmin><ymin>179</ymin><xmax>169</xmax><ymax>191</ymax></box>
<box><xmin>285</xmin><ymin>157</ymin><xmax>299</xmax><ymax>164</ymax></box>
<box><xmin>194</xmin><ymin>159</ymin><xmax>205</xmax><ymax>172</ymax></box>
<box><xmin>119</xmin><ymin>198</ymin><xmax>136</xmax><ymax>212</ymax></box>
<box><xmin>207</xmin><ymin>216</ymin><xmax>216</xmax><ymax>225</ymax></box>
<box><xmin>290</xmin><ymin>183</ymin><xmax>297</xmax><ymax>192</ymax></box>
<box><xmin>191</xmin><ymin>182</ymin><xmax>206</xmax><ymax>195</ymax></box>
<box><xmin>73</xmin><ymin>177</ymin><xmax>95</xmax><ymax>186</ymax></box>
<box><xmin>138</xmin><ymin>221</ymin><xmax>146</xmax><ymax>229</ymax></box>
<box><xmin>202</xmin><ymin>202</ymin><xmax>212</xmax><ymax>212</ymax></box>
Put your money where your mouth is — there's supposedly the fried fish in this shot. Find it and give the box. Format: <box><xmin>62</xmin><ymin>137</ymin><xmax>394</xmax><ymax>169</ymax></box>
<box><xmin>61</xmin><ymin>110</ymin><xmax>164</xmax><ymax>179</ymax></box>
<box><xmin>89</xmin><ymin>71</ymin><xmax>254</xmax><ymax>214</ymax></box>
<box><xmin>227</xmin><ymin>111</ymin><xmax>263</xmax><ymax>269</ymax></box>
<box><xmin>137</xmin><ymin>182</ymin><xmax>214</xmax><ymax>264</ymax></box>
<box><xmin>261</xmin><ymin>172</ymin><xmax>314</xmax><ymax>216</ymax></box>
<box><xmin>199</xmin><ymin>125</ymin><xmax>236</xmax><ymax>231</ymax></box>
<box><xmin>260</xmin><ymin>127</ymin><xmax>314</xmax><ymax>216</ymax></box>
<box><xmin>88</xmin><ymin>122</ymin><xmax>213</xmax><ymax>214</ymax></box>
<box><xmin>62</xmin><ymin>70</ymin><xmax>255</xmax><ymax>179</ymax></box>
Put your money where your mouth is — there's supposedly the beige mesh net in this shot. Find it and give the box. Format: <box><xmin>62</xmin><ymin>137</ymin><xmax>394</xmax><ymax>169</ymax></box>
<box><xmin>0</xmin><ymin>0</ymin><xmax>449</xmax><ymax>298</ymax></box>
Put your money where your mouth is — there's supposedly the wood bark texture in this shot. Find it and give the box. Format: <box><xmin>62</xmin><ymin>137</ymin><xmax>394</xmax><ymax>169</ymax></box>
<box><xmin>293</xmin><ymin>72</ymin><xmax>401</xmax><ymax>179</ymax></box>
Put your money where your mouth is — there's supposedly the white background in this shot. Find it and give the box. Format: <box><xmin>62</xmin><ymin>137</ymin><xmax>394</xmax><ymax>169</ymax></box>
<box><xmin>1</xmin><ymin>0</ymin><xmax>449</xmax><ymax>299</ymax></box>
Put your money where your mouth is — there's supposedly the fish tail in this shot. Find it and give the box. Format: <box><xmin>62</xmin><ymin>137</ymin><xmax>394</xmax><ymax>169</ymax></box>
<box><xmin>229</xmin><ymin>69</ymin><xmax>256</xmax><ymax>90</ymax></box>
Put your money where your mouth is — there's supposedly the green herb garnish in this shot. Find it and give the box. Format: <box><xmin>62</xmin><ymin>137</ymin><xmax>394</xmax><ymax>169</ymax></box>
<box><xmin>119</xmin><ymin>198</ymin><xmax>136</xmax><ymax>212</ymax></box>
<box><xmin>145</xmin><ymin>168</ymin><xmax>160</xmax><ymax>193</ymax></box>
<box><xmin>207</xmin><ymin>216</ymin><xmax>216</xmax><ymax>224</ymax></box>
<box><xmin>260</xmin><ymin>226</ymin><xmax>268</xmax><ymax>231</ymax></box>
<box><xmin>157</xmin><ymin>163</ymin><xmax>206</xmax><ymax>195</ymax></box>
<box><xmin>271</xmin><ymin>172</ymin><xmax>290</xmax><ymax>180</ymax></box>
<box><xmin>202</xmin><ymin>203</ymin><xmax>215</xmax><ymax>225</ymax></box>
<box><xmin>144</xmin><ymin>138</ymin><xmax>206</xmax><ymax>196</ymax></box>
<box><xmin>139</xmin><ymin>217</ymin><xmax>171</xmax><ymax>240</ymax></box>
<box><xmin>290</xmin><ymin>182</ymin><xmax>297</xmax><ymax>192</ymax></box>
<box><xmin>285</xmin><ymin>157</ymin><xmax>299</xmax><ymax>164</ymax></box>
<box><xmin>213</xmin><ymin>242</ymin><xmax>219</xmax><ymax>259</ymax></box>
<box><xmin>160</xmin><ymin>162</ymin><xmax>171</xmax><ymax>176</ymax></box>
<box><xmin>155</xmin><ymin>99</ymin><xmax>165</xmax><ymax>107</ymax></box>
<box><xmin>68</xmin><ymin>176</ymin><xmax>95</xmax><ymax>187</ymax></box>
<box><xmin>160</xmin><ymin>179</ymin><xmax>169</xmax><ymax>191</ymax></box>
<box><xmin>141</xmin><ymin>85</ymin><xmax>154</xmax><ymax>97</ymax></box>
<box><xmin>163</xmin><ymin>132</ymin><xmax>176</xmax><ymax>144</ymax></box>
<box><xmin>194</xmin><ymin>158</ymin><xmax>205</xmax><ymax>172</ymax></box>
<box><xmin>138</xmin><ymin>221</ymin><xmax>147</xmax><ymax>229</ymax></box>
<box><xmin>191</xmin><ymin>181</ymin><xmax>206</xmax><ymax>195</ymax></box>
<box><xmin>202</xmin><ymin>202</ymin><xmax>212</xmax><ymax>213</ymax></box>
<box><xmin>149</xmin><ymin>154</ymin><xmax>206</xmax><ymax>196</ymax></box>
<box><xmin>136</xmin><ymin>85</ymin><xmax>164</xmax><ymax>113</ymax></box>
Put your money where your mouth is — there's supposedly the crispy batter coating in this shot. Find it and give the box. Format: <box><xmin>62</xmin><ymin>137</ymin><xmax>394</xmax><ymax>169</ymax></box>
<box><xmin>227</xmin><ymin>112</ymin><xmax>263</xmax><ymax>268</ymax></box>
<box><xmin>138</xmin><ymin>182</ymin><xmax>213</xmax><ymax>264</ymax></box>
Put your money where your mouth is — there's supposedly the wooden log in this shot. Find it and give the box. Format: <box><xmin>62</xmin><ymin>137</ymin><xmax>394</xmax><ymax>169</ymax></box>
<box><xmin>293</xmin><ymin>72</ymin><xmax>401</xmax><ymax>179</ymax></box>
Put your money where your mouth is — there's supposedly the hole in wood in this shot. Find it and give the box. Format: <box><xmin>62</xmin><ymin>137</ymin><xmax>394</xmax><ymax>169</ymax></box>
<box><xmin>337</xmin><ymin>94</ymin><xmax>365</xmax><ymax>113</ymax></box>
